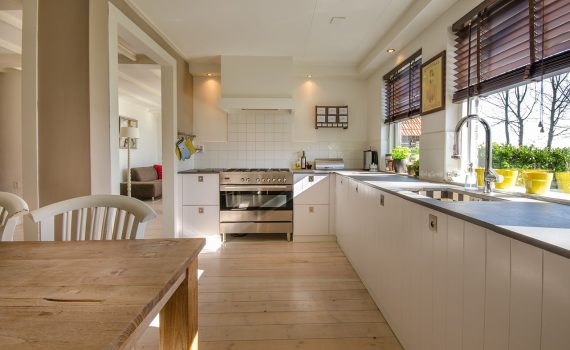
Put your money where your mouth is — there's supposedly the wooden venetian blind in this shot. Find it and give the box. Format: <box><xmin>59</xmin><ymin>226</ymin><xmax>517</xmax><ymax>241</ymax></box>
<box><xmin>384</xmin><ymin>50</ymin><xmax>422</xmax><ymax>123</ymax></box>
<box><xmin>452</xmin><ymin>0</ymin><xmax>570</xmax><ymax>102</ymax></box>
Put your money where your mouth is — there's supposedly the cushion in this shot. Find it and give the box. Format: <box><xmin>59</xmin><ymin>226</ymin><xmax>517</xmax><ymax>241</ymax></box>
<box><xmin>131</xmin><ymin>166</ymin><xmax>158</xmax><ymax>182</ymax></box>
<box><xmin>153</xmin><ymin>164</ymin><xmax>163</xmax><ymax>180</ymax></box>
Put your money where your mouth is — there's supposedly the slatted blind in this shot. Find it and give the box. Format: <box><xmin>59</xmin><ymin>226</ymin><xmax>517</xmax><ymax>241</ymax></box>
<box><xmin>384</xmin><ymin>50</ymin><xmax>422</xmax><ymax>123</ymax></box>
<box><xmin>453</xmin><ymin>0</ymin><xmax>570</xmax><ymax>102</ymax></box>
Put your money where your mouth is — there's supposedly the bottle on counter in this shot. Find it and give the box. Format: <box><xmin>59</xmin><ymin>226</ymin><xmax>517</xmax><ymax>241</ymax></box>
<box><xmin>464</xmin><ymin>162</ymin><xmax>477</xmax><ymax>190</ymax></box>
<box><xmin>301</xmin><ymin>150</ymin><xmax>307</xmax><ymax>169</ymax></box>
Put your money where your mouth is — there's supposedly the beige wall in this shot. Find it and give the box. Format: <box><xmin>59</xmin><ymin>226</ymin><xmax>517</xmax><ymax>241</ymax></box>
<box><xmin>38</xmin><ymin>0</ymin><xmax>91</xmax><ymax>206</ymax></box>
<box><xmin>0</xmin><ymin>69</ymin><xmax>22</xmax><ymax>196</ymax></box>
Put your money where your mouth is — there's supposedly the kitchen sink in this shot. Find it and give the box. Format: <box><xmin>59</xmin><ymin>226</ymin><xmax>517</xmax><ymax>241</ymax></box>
<box><xmin>410</xmin><ymin>187</ymin><xmax>505</xmax><ymax>202</ymax></box>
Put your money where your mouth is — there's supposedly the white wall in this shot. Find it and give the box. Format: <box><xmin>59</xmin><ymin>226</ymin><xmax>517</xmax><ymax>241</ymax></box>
<box><xmin>0</xmin><ymin>69</ymin><xmax>22</xmax><ymax>196</ymax></box>
<box><xmin>366</xmin><ymin>0</ymin><xmax>482</xmax><ymax>180</ymax></box>
<box><xmin>193</xmin><ymin>76</ymin><xmax>369</xmax><ymax>169</ymax></box>
<box><xmin>118</xmin><ymin>99</ymin><xmax>162</xmax><ymax>180</ymax></box>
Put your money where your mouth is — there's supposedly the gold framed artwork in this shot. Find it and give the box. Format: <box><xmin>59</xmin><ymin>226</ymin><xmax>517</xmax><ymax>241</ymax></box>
<box><xmin>119</xmin><ymin>116</ymin><xmax>138</xmax><ymax>149</ymax></box>
<box><xmin>421</xmin><ymin>50</ymin><xmax>446</xmax><ymax>115</ymax></box>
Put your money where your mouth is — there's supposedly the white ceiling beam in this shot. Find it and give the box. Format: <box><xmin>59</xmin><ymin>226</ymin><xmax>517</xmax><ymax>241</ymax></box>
<box><xmin>118</xmin><ymin>70</ymin><xmax>161</xmax><ymax>96</ymax></box>
<box><xmin>118</xmin><ymin>87</ymin><xmax>161</xmax><ymax>108</ymax></box>
<box><xmin>0</xmin><ymin>37</ymin><xmax>21</xmax><ymax>54</ymax></box>
<box><xmin>118</xmin><ymin>38</ymin><xmax>137</xmax><ymax>61</ymax></box>
<box><xmin>0</xmin><ymin>11</ymin><xmax>22</xmax><ymax>30</ymax></box>
<box><xmin>357</xmin><ymin>0</ymin><xmax>431</xmax><ymax>75</ymax></box>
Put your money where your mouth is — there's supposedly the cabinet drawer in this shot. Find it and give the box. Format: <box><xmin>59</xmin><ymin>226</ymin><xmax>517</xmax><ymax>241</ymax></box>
<box><xmin>294</xmin><ymin>204</ymin><xmax>329</xmax><ymax>235</ymax></box>
<box><xmin>182</xmin><ymin>205</ymin><xmax>219</xmax><ymax>237</ymax></box>
<box><xmin>182</xmin><ymin>174</ymin><xmax>219</xmax><ymax>206</ymax></box>
<box><xmin>294</xmin><ymin>174</ymin><xmax>330</xmax><ymax>205</ymax></box>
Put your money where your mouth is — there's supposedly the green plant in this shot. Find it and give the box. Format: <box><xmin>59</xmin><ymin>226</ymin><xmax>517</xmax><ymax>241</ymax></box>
<box><xmin>411</xmin><ymin>159</ymin><xmax>420</xmax><ymax>176</ymax></box>
<box><xmin>392</xmin><ymin>146</ymin><xmax>411</xmax><ymax>160</ymax></box>
<box><xmin>478</xmin><ymin>144</ymin><xmax>570</xmax><ymax>172</ymax></box>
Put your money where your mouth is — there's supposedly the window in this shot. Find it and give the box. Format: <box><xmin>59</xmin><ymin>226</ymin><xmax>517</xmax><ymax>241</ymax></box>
<box><xmin>397</xmin><ymin>117</ymin><xmax>422</xmax><ymax>148</ymax></box>
<box><xmin>384</xmin><ymin>50</ymin><xmax>422</xmax><ymax>123</ymax></box>
<box><xmin>453</xmin><ymin>0</ymin><xmax>570</xmax><ymax>102</ymax></box>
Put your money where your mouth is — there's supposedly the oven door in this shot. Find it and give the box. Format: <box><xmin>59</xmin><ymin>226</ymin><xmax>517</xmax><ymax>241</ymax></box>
<box><xmin>219</xmin><ymin>185</ymin><xmax>293</xmax><ymax>212</ymax></box>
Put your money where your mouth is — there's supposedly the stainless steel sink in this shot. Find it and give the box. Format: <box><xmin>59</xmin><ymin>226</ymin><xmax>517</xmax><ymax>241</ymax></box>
<box><xmin>410</xmin><ymin>187</ymin><xmax>505</xmax><ymax>202</ymax></box>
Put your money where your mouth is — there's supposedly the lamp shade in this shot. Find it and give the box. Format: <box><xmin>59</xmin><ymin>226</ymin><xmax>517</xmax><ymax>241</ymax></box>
<box><xmin>120</xmin><ymin>126</ymin><xmax>140</xmax><ymax>139</ymax></box>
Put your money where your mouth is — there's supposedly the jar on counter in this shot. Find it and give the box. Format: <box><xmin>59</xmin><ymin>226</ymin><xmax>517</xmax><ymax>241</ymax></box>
<box><xmin>385</xmin><ymin>154</ymin><xmax>393</xmax><ymax>172</ymax></box>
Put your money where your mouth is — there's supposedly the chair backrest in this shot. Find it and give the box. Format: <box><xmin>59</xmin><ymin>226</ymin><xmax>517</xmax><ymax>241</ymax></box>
<box><xmin>0</xmin><ymin>192</ymin><xmax>29</xmax><ymax>241</ymax></box>
<box><xmin>29</xmin><ymin>194</ymin><xmax>157</xmax><ymax>241</ymax></box>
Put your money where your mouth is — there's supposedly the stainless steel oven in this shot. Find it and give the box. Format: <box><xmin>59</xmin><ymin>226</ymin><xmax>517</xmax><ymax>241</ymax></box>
<box><xmin>219</xmin><ymin>169</ymin><xmax>293</xmax><ymax>241</ymax></box>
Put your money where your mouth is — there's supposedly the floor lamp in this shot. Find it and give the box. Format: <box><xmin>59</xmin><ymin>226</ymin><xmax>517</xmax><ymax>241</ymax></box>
<box><xmin>120</xmin><ymin>126</ymin><xmax>140</xmax><ymax>197</ymax></box>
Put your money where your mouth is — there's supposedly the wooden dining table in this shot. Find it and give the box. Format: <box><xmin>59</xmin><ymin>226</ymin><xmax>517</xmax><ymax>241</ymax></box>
<box><xmin>0</xmin><ymin>238</ymin><xmax>205</xmax><ymax>350</ymax></box>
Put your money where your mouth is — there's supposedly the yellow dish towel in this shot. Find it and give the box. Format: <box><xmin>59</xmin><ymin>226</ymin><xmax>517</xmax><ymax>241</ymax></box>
<box><xmin>186</xmin><ymin>139</ymin><xmax>197</xmax><ymax>156</ymax></box>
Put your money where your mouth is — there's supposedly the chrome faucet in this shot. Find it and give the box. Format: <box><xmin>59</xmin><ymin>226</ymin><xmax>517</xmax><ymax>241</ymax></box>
<box><xmin>451</xmin><ymin>115</ymin><xmax>500</xmax><ymax>193</ymax></box>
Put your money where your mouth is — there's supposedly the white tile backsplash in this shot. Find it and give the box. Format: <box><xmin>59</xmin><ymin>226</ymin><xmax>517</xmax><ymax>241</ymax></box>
<box><xmin>194</xmin><ymin>110</ymin><xmax>367</xmax><ymax>169</ymax></box>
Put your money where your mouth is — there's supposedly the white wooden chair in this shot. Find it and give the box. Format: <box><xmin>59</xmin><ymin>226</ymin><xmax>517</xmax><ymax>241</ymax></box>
<box><xmin>29</xmin><ymin>194</ymin><xmax>157</xmax><ymax>241</ymax></box>
<box><xmin>0</xmin><ymin>192</ymin><xmax>29</xmax><ymax>241</ymax></box>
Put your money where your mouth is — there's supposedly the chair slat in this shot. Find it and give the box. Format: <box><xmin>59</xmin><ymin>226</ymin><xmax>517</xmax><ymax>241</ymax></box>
<box><xmin>28</xmin><ymin>195</ymin><xmax>156</xmax><ymax>242</ymax></box>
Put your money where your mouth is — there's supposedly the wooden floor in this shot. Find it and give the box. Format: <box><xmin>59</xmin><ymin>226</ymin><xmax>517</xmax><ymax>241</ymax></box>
<box><xmin>13</xmin><ymin>199</ymin><xmax>402</xmax><ymax>349</ymax></box>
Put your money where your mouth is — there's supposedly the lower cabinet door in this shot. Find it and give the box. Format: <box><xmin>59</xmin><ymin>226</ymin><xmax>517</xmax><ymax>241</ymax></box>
<box><xmin>294</xmin><ymin>204</ymin><xmax>329</xmax><ymax>235</ymax></box>
<box><xmin>182</xmin><ymin>205</ymin><xmax>220</xmax><ymax>237</ymax></box>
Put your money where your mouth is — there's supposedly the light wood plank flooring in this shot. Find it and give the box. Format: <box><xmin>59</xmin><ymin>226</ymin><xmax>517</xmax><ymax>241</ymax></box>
<box><xmin>137</xmin><ymin>235</ymin><xmax>403</xmax><ymax>349</ymax></box>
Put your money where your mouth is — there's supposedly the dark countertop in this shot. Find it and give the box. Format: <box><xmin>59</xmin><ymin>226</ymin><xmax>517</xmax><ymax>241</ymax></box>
<box><xmin>178</xmin><ymin>168</ymin><xmax>223</xmax><ymax>174</ymax></box>
<box><xmin>337</xmin><ymin>172</ymin><xmax>570</xmax><ymax>259</ymax></box>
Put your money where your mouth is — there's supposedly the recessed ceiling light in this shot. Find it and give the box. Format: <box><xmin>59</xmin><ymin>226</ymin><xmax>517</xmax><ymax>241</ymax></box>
<box><xmin>387</xmin><ymin>48</ymin><xmax>396</xmax><ymax>53</ymax></box>
<box><xmin>207</xmin><ymin>73</ymin><xmax>213</xmax><ymax>77</ymax></box>
<box><xmin>307</xmin><ymin>74</ymin><xmax>312</xmax><ymax>78</ymax></box>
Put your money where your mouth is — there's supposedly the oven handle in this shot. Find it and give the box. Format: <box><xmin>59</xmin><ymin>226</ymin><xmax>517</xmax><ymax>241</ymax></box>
<box><xmin>220</xmin><ymin>185</ymin><xmax>292</xmax><ymax>192</ymax></box>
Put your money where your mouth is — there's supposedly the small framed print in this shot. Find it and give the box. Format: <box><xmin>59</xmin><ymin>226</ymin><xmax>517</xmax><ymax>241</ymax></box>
<box><xmin>327</xmin><ymin>107</ymin><xmax>337</xmax><ymax>114</ymax></box>
<box><xmin>316</xmin><ymin>107</ymin><xmax>326</xmax><ymax>115</ymax></box>
<box><xmin>119</xmin><ymin>116</ymin><xmax>138</xmax><ymax>149</ymax></box>
<box><xmin>327</xmin><ymin>115</ymin><xmax>336</xmax><ymax>123</ymax></box>
<box><xmin>339</xmin><ymin>115</ymin><xmax>348</xmax><ymax>123</ymax></box>
<box><xmin>421</xmin><ymin>50</ymin><xmax>446</xmax><ymax>115</ymax></box>
<box><xmin>339</xmin><ymin>107</ymin><xmax>348</xmax><ymax>115</ymax></box>
<box><xmin>317</xmin><ymin>115</ymin><xmax>326</xmax><ymax>123</ymax></box>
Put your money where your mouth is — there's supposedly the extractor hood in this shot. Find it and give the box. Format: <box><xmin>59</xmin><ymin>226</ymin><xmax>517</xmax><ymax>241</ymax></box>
<box><xmin>219</xmin><ymin>56</ymin><xmax>294</xmax><ymax>111</ymax></box>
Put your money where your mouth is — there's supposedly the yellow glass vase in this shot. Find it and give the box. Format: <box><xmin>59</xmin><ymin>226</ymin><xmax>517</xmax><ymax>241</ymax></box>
<box><xmin>494</xmin><ymin>169</ymin><xmax>519</xmax><ymax>190</ymax></box>
<box><xmin>555</xmin><ymin>172</ymin><xmax>570</xmax><ymax>193</ymax></box>
<box><xmin>523</xmin><ymin>171</ymin><xmax>553</xmax><ymax>195</ymax></box>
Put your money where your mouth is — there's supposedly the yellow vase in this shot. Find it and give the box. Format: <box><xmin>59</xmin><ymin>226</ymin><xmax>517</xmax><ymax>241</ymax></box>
<box><xmin>475</xmin><ymin>168</ymin><xmax>485</xmax><ymax>188</ymax></box>
<box><xmin>523</xmin><ymin>171</ymin><xmax>554</xmax><ymax>195</ymax></box>
<box><xmin>494</xmin><ymin>169</ymin><xmax>519</xmax><ymax>190</ymax></box>
<box><xmin>556</xmin><ymin>172</ymin><xmax>570</xmax><ymax>193</ymax></box>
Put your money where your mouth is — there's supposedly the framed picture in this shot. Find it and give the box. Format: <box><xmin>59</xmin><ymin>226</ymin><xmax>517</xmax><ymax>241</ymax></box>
<box><xmin>316</xmin><ymin>107</ymin><xmax>326</xmax><ymax>115</ymax></box>
<box><xmin>327</xmin><ymin>107</ymin><xmax>337</xmax><ymax>114</ymax></box>
<box><xmin>119</xmin><ymin>116</ymin><xmax>138</xmax><ymax>149</ymax></box>
<box><xmin>421</xmin><ymin>50</ymin><xmax>446</xmax><ymax>115</ymax></box>
<box><xmin>327</xmin><ymin>115</ymin><xmax>337</xmax><ymax>123</ymax></box>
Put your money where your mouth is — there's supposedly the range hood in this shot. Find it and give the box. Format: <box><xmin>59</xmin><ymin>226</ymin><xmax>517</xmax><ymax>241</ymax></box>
<box><xmin>219</xmin><ymin>56</ymin><xmax>294</xmax><ymax>111</ymax></box>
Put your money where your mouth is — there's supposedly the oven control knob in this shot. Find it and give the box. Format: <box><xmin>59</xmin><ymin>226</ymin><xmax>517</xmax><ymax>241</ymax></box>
<box><xmin>277</xmin><ymin>178</ymin><xmax>282</xmax><ymax>183</ymax></box>
<box><xmin>246</xmin><ymin>178</ymin><xmax>251</xmax><ymax>183</ymax></box>
<box><xmin>273</xmin><ymin>178</ymin><xmax>277</xmax><ymax>182</ymax></box>
<box><xmin>241</xmin><ymin>178</ymin><xmax>245</xmax><ymax>182</ymax></box>
<box><xmin>282</xmin><ymin>178</ymin><xmax>287</xmax><ymax>182</ymax></box>
<box><xmin>256</xmin><ymin>178</ymin><xmax>260</xmax><ymax>183</ymax></box>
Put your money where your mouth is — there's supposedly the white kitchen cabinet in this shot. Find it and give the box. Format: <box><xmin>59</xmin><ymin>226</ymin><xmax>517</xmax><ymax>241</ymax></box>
<box><xmin>541</xmin><ymin>251</ymin><xmax>570</xmax><ymax>349</ymax></box>
<box><xmin>293</xmin><ymin>174</ymin><xmax>331</xmax><ymax>239</ymax></box>
<box><xmin>462</xmin><ymin>222</ymin><xmax>486</xmax><ymax>350</ymax></box>
<box><xmin>484</xmin><ymin>230</ymin><xmax>511</xmax><ymax>350</ymax></box>
<box><xmin>293</xmin><ymin>174</ymin><xmax>329</xmax><ymax>205</ymax></box>
<box><xmin>445</xmin><ymin>216</ymin><xmax>464</xmax><ymax>350</ymax></box>
<box><xmin>182</xmin><ymin>174</ymin><xmax>219</xmax><ymax>206</ymax></box>
<box><xmin>509</xmin><ymin>240</ymin><xmax>543</xmax><ymax>350</ymax></box>
<box><xmin>182</xmin><ymin>205</ymin><xmax>219</xmax><ymax>237</ymax></box>
<box><xmin>293</xmin><ymin>204</ymin><xmax>329</xmax><ymax>235</ymax></box>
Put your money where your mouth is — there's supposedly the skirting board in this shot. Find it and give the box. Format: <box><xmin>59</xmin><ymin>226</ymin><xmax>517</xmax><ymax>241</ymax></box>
<box><xmin>293</xmin><ymin>235</ymin><xmax>337</xmax><ymax>243</ymax></box>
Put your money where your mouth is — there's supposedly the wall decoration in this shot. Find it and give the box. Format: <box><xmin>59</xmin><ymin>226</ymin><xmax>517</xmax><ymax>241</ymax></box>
<box><xmin>315</xmin><ymin>105</ymin><xmax>348</xmax><ymax>129</ymax></box>
<box><xmin>421</xmin><ymin>50</ymin><xmax>446</xmax><ymax>115</ymax></box>
<box><xmin>119</xmin><ymin>116</ymin><xmax>138</xmax><ymax>149</ymax></box>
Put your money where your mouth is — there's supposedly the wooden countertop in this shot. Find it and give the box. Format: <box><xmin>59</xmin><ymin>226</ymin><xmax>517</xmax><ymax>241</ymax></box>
<box><xmin>0</xmin><ymin>238</ymin><xmax>205</xmax><ymax>350</ymax></box>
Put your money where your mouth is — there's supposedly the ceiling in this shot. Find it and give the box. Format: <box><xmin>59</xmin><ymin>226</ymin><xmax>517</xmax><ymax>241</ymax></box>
<box><xmin>127</xmin><ymin>0</ymin><xmax>459</xmax><ymax>76</ymax></box>
<box><xmin>0</xmin><ymin>9</ymin><xmax>22</xmax><ymax>72</ymax></box>
<box><xmin>128</xmin><ymin>0</ymin><xmax>412</xmax><ymax>65</ymax></box>
<box><xmin>118</xmin><ymin>62</ymin><xmax>161</xmax><ymax>113</ymax></box>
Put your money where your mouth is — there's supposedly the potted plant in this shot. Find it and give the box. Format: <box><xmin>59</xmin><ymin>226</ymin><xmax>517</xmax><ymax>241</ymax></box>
<box><xmin>391</xmin><ymin>146</ymin><xmax>410</xmax><ymax>174</ymax></box>
<box><xmin>551</xmin><ymin>147</ymin><xmax>570</xmax><ymax>193</ymax></box>
<box><xmin>411</xmin><ymin>159</ymin><xmax>420</xmax><ymax>177</ymax></box>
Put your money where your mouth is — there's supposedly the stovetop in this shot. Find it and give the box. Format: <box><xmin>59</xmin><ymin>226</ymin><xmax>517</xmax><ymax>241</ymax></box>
<box><xmin>220</xmin><ymin>168</ymin><xmax>293</xmax><ymax>185</ymax></box>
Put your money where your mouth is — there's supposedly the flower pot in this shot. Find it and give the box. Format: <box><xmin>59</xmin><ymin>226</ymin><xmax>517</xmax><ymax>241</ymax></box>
<box><xmin>523</xmin><ymin>170</ymin><xmax>554</xmax><ymax>195</ymax></box>
<box><xmin>407</xmin><ymin>165</ymin><xmax>415</xmax><ymax>176</ymax></box>
<box><xmin>475</xmin><ymin>168</ymin><xmax>485</xmax><ymax>188</ymax></box>
<box><xmin>555</xmin><ymin>172</ymin><xmax>570</xmax><ymax>193</ymax></box>
<box><xmin>393</xmin><ymin>159</ymin><xmax>408</xmax><ymax>174</ymax></box>
<box><xmin>494</xmin><ymin>169</ymin><xmax>518</xmax><ymax>190</ymax></box>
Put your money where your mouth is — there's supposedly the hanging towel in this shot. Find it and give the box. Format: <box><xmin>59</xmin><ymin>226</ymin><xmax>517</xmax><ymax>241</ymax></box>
<box><xmin>186</xmin><ymin>139</ymin><xmax>197</xmax><ymax>156</ymax></box>
<box><xmin>177</xmin><ymin>139</ymin><xmax>191</xmax><ymax>160</ymax></box>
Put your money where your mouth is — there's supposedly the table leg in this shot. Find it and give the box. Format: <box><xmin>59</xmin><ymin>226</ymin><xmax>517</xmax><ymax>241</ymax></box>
<box><xmin>160</xmin><ymin>258</ymin><xmax>198</xmax><ymax>350</ymax></box>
